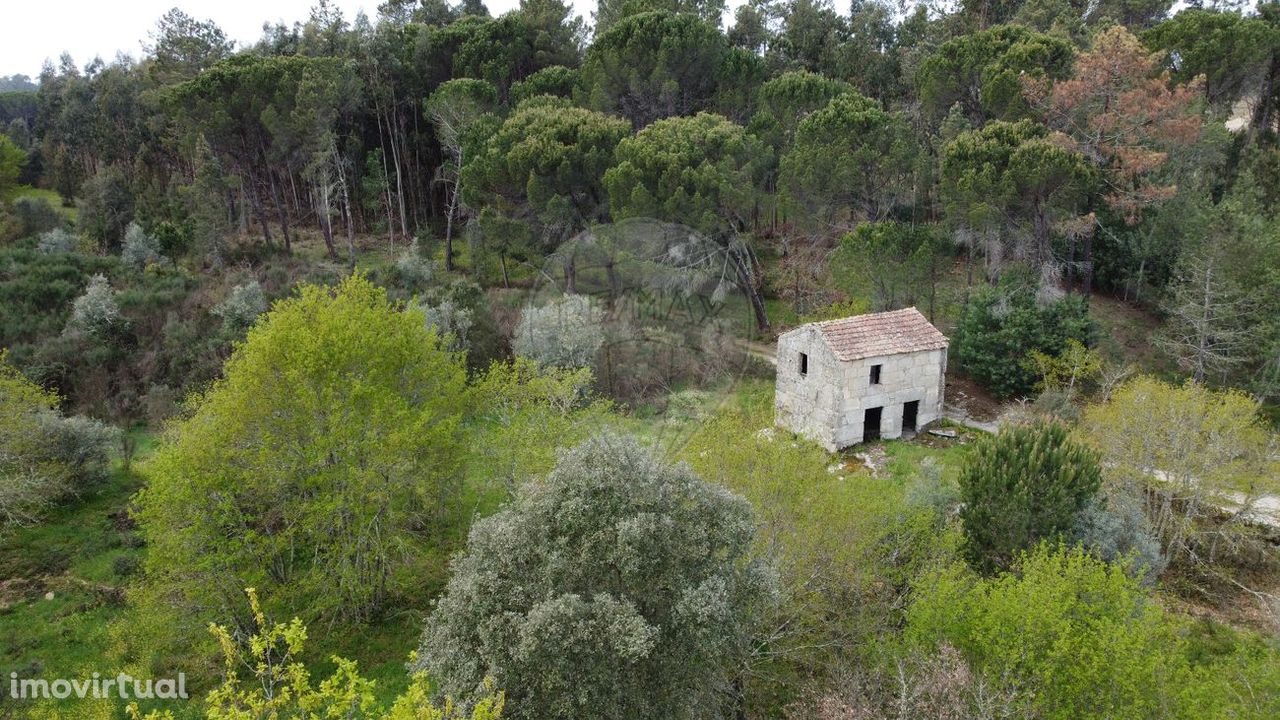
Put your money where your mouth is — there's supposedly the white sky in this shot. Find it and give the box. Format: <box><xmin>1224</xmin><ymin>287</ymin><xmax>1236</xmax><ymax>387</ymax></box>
<box><xmin>0</xmin><ymin>0</ymin><xmax>611</xmax><ymax>79</ymax></box>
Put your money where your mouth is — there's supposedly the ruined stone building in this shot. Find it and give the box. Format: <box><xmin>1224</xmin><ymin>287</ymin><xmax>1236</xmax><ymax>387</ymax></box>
<box><xmin>774</xmin><ymin>307</ymin><xmax>948</xmax><ymax>451</ymax></box>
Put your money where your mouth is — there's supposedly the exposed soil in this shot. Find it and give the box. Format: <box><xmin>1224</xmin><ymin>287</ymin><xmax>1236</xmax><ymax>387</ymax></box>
<box><xmin>944</xmin><ymin>371</ymin><xmax>1002</xmax><ymax>422</ymax></box>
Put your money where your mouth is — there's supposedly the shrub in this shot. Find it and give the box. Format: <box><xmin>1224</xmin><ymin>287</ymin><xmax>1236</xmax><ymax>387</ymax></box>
<box><xmin>959</xmin><ymin>422</ymin><xmax>1101</xmax><ymax>574</ymax></box>
<box><xmin>0</xmin><ymin>353</ymin><xmax>116</xmax><ymax>530</ymax></box>
<box><xmin>113</xmin><ymin>555</ymin><xmax>141</xmax><ymax>578</ymax></box>
<box><xmin>65</xmin><ymin>274</ymin><xmax>122</xmax><ymax>337</ymax></box>
<box><xmin>513</xmin><ymin>294</ymin><xmax>605</xmax><ymax>369</ymax></box>
<box><xmin>393</xmin><ymin>241</ymin><xmax>435</xmax><ymax>292</ymax></box>
<box><xmin>34</xmin><ymin>412</ymin><xmax>118</xmax><ymax>493</ymax></box>
<box><xmin>213</xmin><ymin>280</ymin><xmax>267</xmax><ymax>334</ymax></box>
<box><xmin>36</xmin><ymin>228</ymin><xmax>77</xmax><ymax>254</ymax></box>
<box><xmin>415</xmin><ymin>433</ymin><xmax>771</xmax><ymax>720</ymax></box>
<box><xmin>907</xmin><ymin>545</ymin><xmax>1191</xmax><ymax>720</ymax></box>
<box><xmin>129</xmin><ymin>589</ymin><xmax>505</xmax><ymax>720</ymax></box>
<box><xmin>952</xmin><ymin>275</ymin><xmax>1095</xmax><ymax>398</ymax></box>
<box><xmin>11</xmin><ymin>196</ymin><xmax>62</xmax><ymax>238</ymax></box>
<box><xmin>1074</xmin><ymin>493</ymin><xmax>1166</xmax><ymax>583</ymax></box>
<box><xmin>120</xmin><ymin>221</ymin><xmax>165</xmax><ymax>271</ymax></box>
<box><xmin>419</xmin><ymin>296</ymin><xmax>473</xmax><ymax>352</ymax></box>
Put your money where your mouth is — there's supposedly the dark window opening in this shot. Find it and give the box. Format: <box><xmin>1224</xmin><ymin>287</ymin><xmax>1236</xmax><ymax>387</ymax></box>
<box><xmin>799</xmin><ymin>352</ymin><xmax>808</xmax><ymax>376</ymax></box>
<box><xmin>903</xmin><ymin>400</ymin><xmax>919</xmax><ymax>432</ymax></box>
<box><xmin>870</xmin><ymin>364</ymin><xmax>882</xmax><ymax>385</ymax></box>
<box><xmin>863</xmin><ymin>407</ymin><xmax>882</xmax><ymax>443</ymax></box>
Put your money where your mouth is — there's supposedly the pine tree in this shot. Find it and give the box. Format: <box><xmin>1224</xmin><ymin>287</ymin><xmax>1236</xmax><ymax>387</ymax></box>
<box><xmin>959</xmin><ymin>422</ymin><xmax>1102</xmax><ymax>574</ymax></box>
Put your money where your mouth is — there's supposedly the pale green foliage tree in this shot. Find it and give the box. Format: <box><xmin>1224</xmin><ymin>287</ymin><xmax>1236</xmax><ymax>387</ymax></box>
<box><xmin>679</xmin><ymin>389</ymin><xmax>959</xmax><ymax>713</ymax></box>
<box><xmin>65</xmin><ymin>274</ymin><xmax>122</xmax><ymax>337</ymax></box>
<box><xmin>1080</xmin><ymin>376</ymin><xmax>1280</xmax><ymax>565</ymax></box>
<box><xmin>907</xmin><ymin>545</ymin><xmax>1190</xmax><ymax>720</ymax></box>
<box><xmin>134</xmin><ymin>275</ymin><xmax>469</xmax><ymax>649</ymax></box>
<box><xmin>120</xmin><ymin>221</ymin><xmax>166</xmax><ymax>271</ymax></box>
<box><xmin>35</xmin><ymin>228</ymin><xmax>78</xmax><ymax>254</ymax></box>
<box><xmin>418</xmin><ymin>297</ymin><xmax>473</xmax><ymax>353</ymax></box>
<box><xmin>129</xmin><ymin>588</ymin><xmax>505</xmax><ymax>720</ymax></box>
<box><xmin>1025</xmin><ymin>337</ymin><xmax>1103</xmax><ymax>395</ymax></box>
<box><xmin>0</xmin><ymin>353</ymin><xmax>116</xmax><ymax>531</ymax></box>
<box><xmin>415</xmin><ymin>433</ymin><xmax>772</xmax><ymax>720</ymax></box>
<box><xmin>513</xmin><ymin>294</ymin><xmax>605</xmax><ymax>369</ymax></box>
<box><xmin>465</xmin><ymin>358</ymin><xmax>613</xmax><ymax>495</ymax></box>
<box><xmin>213</xmin><ymin>281</ymin><xmax>268</xmax><ymax>335</ymax></box>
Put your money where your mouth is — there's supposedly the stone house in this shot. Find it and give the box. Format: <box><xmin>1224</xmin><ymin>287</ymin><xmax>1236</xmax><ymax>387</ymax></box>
<box><xmin>774</xmin><ymin>307</ymin><xmax>948</xmax><ymax>451</ymax></box>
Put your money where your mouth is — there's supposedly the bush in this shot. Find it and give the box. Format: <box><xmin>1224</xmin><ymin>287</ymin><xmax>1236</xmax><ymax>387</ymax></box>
<box><xmin>212</xmin><ymin>280</ymin><xmax>267</xmax><ymax>335</ymax></box>
<box><xmin>415</xmin><ymin>433</ymin><xmax>771</xmax><ymax>720</ymax></box>
<box><xmin>113</xmin><ymin>554</ymin><xmax>140</xmax><ymax>578</ymax></box>
<box><xmin>65</xmin><ymin>274</ymin><xmax>122</xmax><ymax>337</ymax></box>
<box><xmin>1074</xmin><ymin>493</ymin><xmax>1167</xmax><ymax>583</ymax></box>
<box><xmin>35</xmin><ymin>227</ymin><xmax>77</xmax><ymax>254</ymax></box>
<box><xmin>35</xmin><ymin>412</ymin><xmax>118</xmax><ymax>493</ymax></box>
<box><xmin>959</xmin><ymin>422</ymin><xmax>1101</xmax><ymax>574</ymax></box>
<box><xmin>907</xmin><ymin>545</ymin><xmax>1191</xmax><ymax>720</ymax></box>
<box><xmin>130</xmin><ymin>589</ymin><xmax>505</xmax><ymax>720</ymax></box>
<box><xmin>0</xmin><ymin>247</ymin><xmax>118</xmax><ymax>347</ymax></box>
<box><xmin>951</xmin><ymin>275</ymin><xmax>1095</xmax><ymax>398</ymax></box>
<box><xmin>11</xmin><ymin>196</ymin><xmax>62</xmax><ymax>238</ymax></box>
<box><xmin>419</xmin><ymin>296</ymin><xmax>473</xmax><ymax>352</ymax></box>
<box><xmin>0</xmin><ymin>354</ymin><xmax>117</xmax><ymax>531</ymax></box>
<box><xmin>393</xmin><ymin>241</ymin><xmax>435</xmax><ymax>293</ymax></box>
<box><xmin>120</xmin><ymin>221</ymin><xmax>165</xmax><ymax>271</ymax></box>
<box><xmin>513</xmin><ymin>294</ymin><xmax>605</xmax><ymax>369</ymax></box>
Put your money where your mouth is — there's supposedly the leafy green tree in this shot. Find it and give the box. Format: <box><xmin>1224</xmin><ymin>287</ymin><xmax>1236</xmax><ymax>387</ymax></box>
<box><xmin>604</xmin><ymin>112</ymin><xmax>772</xmax><ymax>330</ymax></box>
<box><xmin>1081</xmin><ymin>376</ymin><xmax>1280</xmax><ymax>565</ymax></box>
<box><xmin>145</xmin><ymin>8</ymin><xmax>234</xmax><ymax>84</ymax></box>
<box><xmin>593</xmin><ymin>0</ymin><xmax>726</xmax><ymax>33</ymax></box>
<box><xmin>941</xmin><ymin>120</ymin><xmax>1094</xmax><ymax>278</ymax></box>
<box><xmin>579</xmin><ymin>11</ymin><xmax>727</xmax><ymax>127</ymax></box>
<box><xmin>780</xmin><ymin>91</ymin><xmax>917</xmax><ymax>225</ymax></box>
<box><xmin>951</xmin><ymin>274</ymin><xmax>1095</xmax><ymax>398</ymax></box>
<box><xmin>958</xmin><ymin>423</ymin><xmax>1102</xmax><ymax>574</ymax></box>
<box><xmin>415</xmin><ymin>433</ymin><xmax>771</xmax><ymax>720</ymax></box>
<box><xmin>908</xmin><ymin>545</ymin><xmax>1191</xmax><ymax>720</ymax></box>
<box><xmin>426</xmin><ymin>79</ymin><xmax>499</xmax><ymax>270</ymax></box>
<box><xmin>748</xmin><ymin>70</ymin><xmax>851</xmax><ymax>155</ymax></box>
<box><xmin>77</xmin><ymin>165</ymin><xmax>134</xmax><ymax>250</ymax></box>
<box><xmin>464</xmin><ymin>102</ymin><xmax>628</xmax><ymax>286</ymax></box>
<box><xmin>833</xmin><ymin>222</ymin><xmax>949</xmax><ymax>317</ymax></box>
<box><xmin>0</xmin><ymin>134</ymin><xmax>24</xmax><ymax>198</ymax></box>
<box><xmin>508</xmin><ymin>65</ymin><xmax>579</xmax><ymax>105</ymax></box>
<box><xmin>135</xmin><ymin>275</ymin><xmax>468</xmax><ymax>647</ymax></box>
<box><xmin>1144</xmin><ymin>9</ymin><xmax>1278</xmax><ymax>114</ymax></box>
<box><xmin>916</xmin><ymin>24</ymin><xmax>1074</xmax><ymax>125</ymax></box>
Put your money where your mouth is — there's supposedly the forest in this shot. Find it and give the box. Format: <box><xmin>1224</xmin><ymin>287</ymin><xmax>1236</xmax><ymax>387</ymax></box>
<box><xmin>0</xmin><ymin>0</ymin><xmax>1279</xmax><ymax>718</ymax></box>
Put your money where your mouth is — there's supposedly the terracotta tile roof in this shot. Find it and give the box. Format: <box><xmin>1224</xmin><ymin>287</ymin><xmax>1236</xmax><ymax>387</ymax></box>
<box><xmin>814</xmin><ymin>307</ymin><xmax>948</xmax><ymax>361</ymax></box>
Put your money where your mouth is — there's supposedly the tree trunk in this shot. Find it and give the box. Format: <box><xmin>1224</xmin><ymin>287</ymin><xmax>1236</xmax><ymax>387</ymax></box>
<box><xmin>731</xmin><ymin>249</ymin><xmax>770</xmax><ymax>333</ymax></box>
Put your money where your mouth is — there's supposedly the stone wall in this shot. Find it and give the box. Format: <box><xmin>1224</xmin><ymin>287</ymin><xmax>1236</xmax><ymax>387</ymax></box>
<box><xmin>775</xmin><ymin>327</ymin><xmax>947</xmax><ymax>451</ymax></box>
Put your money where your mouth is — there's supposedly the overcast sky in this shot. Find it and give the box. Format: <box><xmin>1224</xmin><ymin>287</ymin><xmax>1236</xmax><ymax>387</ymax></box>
<box><xmin>0</xmin><ymin>0</ymin><xmax>611</xmax><ymax>78</ymax></box>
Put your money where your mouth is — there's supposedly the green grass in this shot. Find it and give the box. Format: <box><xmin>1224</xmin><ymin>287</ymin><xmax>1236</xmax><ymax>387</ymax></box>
<box><xmin>9</xmin><ymin>186</ymin><xmax>77</xmax><ymax>221</ymax></box>
<box><xmin>0</xmin><ymin>441</ymin><xmax>145</xmax><ymax>715</ymax></box>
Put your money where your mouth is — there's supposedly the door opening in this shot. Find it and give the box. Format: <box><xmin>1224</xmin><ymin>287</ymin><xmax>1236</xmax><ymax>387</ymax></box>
<box><xmin>863</xmin><ymin>407</ymin><xmax>882</xmax><ymax>443</ymax></box>
<box><xmin>903</xmin><ymin>400</ymin><xmax>919</xmax><ymax>432</ymax></box>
